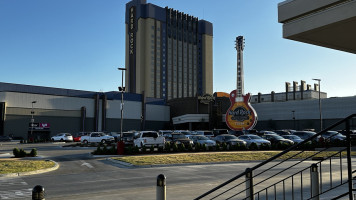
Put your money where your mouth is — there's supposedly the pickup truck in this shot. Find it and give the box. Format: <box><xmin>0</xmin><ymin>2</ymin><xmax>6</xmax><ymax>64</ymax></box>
<box><xmin>81</xmin><ymin>132</ymin><xmax>115</xmax><ymax>144</ymax></box>
<box><xmin>133</xmin><ymin>131</ymin><xmax>165</xmax><ymax>148</ymax></box>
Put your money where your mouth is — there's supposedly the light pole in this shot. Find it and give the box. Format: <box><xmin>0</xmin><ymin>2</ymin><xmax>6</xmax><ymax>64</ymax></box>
<box><xmin>117</xmin><ymin>68</ymin><xmax>126</xmax><ymax>155</ymax></box>
<box><xmin>312</xmin><ymin>78</ymin><xmax>322</xmax><ymax>131</ymax></box>
<box><xmin>30</xmin><ymin>101</ymin><xmax>37</xmax><ymax>140</ymax></box>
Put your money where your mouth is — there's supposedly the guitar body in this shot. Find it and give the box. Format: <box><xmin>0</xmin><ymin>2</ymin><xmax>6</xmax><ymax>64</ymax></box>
<box><xmin>225</xmin><ymin>90</ymin><xmax>257</xmax><ymax>131</ymax></box>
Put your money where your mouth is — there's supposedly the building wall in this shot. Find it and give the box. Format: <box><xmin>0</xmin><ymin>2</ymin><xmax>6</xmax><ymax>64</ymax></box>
<box><xmin>0</xmin><ymin>90</ymin><xmax>170</xmax><ymax>138</ymax></box>
<box><xmin>202</xmin><ymin>34</ymin><xmax>213</xmax><ymax>95</ymax></box>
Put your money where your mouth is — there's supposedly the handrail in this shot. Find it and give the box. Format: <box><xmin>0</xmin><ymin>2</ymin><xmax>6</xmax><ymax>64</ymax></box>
<box><xmin>195</xmin><ymin>113</ymin><xmax>356</xmax><ymax>199</ymax></box>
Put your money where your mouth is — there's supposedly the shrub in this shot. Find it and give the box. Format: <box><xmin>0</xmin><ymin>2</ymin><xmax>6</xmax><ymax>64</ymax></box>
<box><xmin>13</xmin><ymin>148</ymin><xmax>20</xmax><ymax>157</ymax></box>
<box><xmin>94</xmin><ymin>146</ymin><xmax>102</xmax><ymax>155</ymax></box>
<box><xmin>249</xmin><ymin>143</ymin><xmax>258</xmax><ymax>150</ymax></box>
<box><xmin>20</xmin><ymin>140</ymin><xmax>23</xmax><ymax>144</ymax></box>
<box><xmin>172</xmin><ymin>143</ymin><xmax>178</xmax><ymax>152</ymax></box>
<box><xmin>19</xmin><ymin>149</ymin><xmax>27</xmax><ymax>157</ymax></box>
<box><xmin>150</xmin><ymin>145</ymin><xmax>155</xmax><ymax>152</ymax></box>
<box><xmin>133</xmin><ymin>145</ymin><xmax>139</xmax><ymax>153</ymax></box>
<box><xmin>165</xmin><ymin>142</ymin><xmax>171</xmax><ymax>151</ymax></box>
<box><xmin>222</xmin><ymin>143</ymin><xmax>228</xmax><ymax>151</ymax></box>
<box><xmin>195</xmin><ymin>143</ymin><xmax>201</xmax><ymax>152</ymax></box>
<box><xmin>110</xmin><ymin>145</ymin><xmax>116</xmax><ymax>154</ymax></box>
<box><xmin>179</xmin><ymin>143</ymin><xmax>186</xmax><ymax>152</ymax></box>
<box><xmin>216</xmin><ymin>143</ymin><xmax>220</xmax><ymax>151</ymax></box>
<box><xmin>30</xmin><ymin>148</ymin><xmax>37</xmax><ymax>157</ymax></box>
<box><xmin>187</xmin><ymin>144</ymin><xmax>193</xmax><ymax>151</ymax></box>
<box><xmin>201</xmin><ymin>144</ymin><xmax>207</xmax><ymax>151</ymax></box>
<box><xmin>102</xmin><ymin>145</ymin><xmax>108</xmax><ymax>154</ymax></box>
<box><xmin>260</xmin><ymin>143</ymin><xmax>270</xmax><ymax>150</ymax></box>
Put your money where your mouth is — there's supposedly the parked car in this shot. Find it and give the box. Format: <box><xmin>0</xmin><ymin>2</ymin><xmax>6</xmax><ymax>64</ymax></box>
<box><xmin>195</xmin><ymin>130</ymin><xmax>215</xmax><ymax>138</ymax></box>
<box><xmin>259</xmin><ymin>131</ymin><xmax>278</xmax><ymax>135</ymax></box>
<box><xmin>293</xmin><ymin>131</ymin><xmax>319</xmax><ymax>141</ymax></box>
<box><xmin>0</xmin><ymin>135</ymin><xmax>12</xmax><ymax>142</ymax></box>
<box><xmin>72</xmin><ymin>132</ymin><xmax>89</xmax><ymax>142</ymax></box>
<box><xmin>158</xmin><ymin>130</ymin><xmax>173</xmax><ymax>136</ymax></box>
<box><xmin>261</xmin><ymin>134</ymin><xmax>294</xmax><ymax>146</ymax></box>
<box><xmin>134</xmin><ymin>131</ymin><xmax>165</xmax><ymax>148</ymax></box>
<box><xmin>214</xmin><ymin>134</ymin><xmax>247</xmax><ymax>147</ymax></box>
<box><xmin>51</xmin><ymin>133</ymin><xmax>73</xmax><ymax>142</ymax></box>
<box><xmin>107</xmin><ymin>132</ymin><xmax>121</xmax><ymax>142</ymax></box>
<box><xmin>212</xmin><ymin>129</ymin><xmax>229</xmax><ymax>136</ymax></box>
<box><xmin>320</xmin><ymin>131</ymin><xmax>346</xmax><ymax>142</ymax></box>
<box><xmin>281</xmin><ymin>135</ymin><xmax>304</xmax><ymax>144</ymax></box>
<box><xmin>273</xmin><ymin>130</ymin><xmax>291</xmax><ymax>136</ymax></box>
<box><xmin>81</xmin><ymin>132</ymin><xmax>115</xmax><ymax>144</ymax></box>
<box><xmin>173</xmin><ymin>130</ymin><xmax>194</xmax><ymax>138</ymax></box>
<box><xmin>167</xmin><ymin>133</ymin><xmax>194</xmax><ymax>146</ymax></box>
<box><xmin>228</xmin><ymin>130</ymin><xmax>245</xmax><ymax>137</ymax></box>
<box><xmin>238</xmin><ymin>134</ymin><xmax>271</xmax><ymax>148</ymax></box>
<box><xmin>121</xmin><ymin>131</ymin><xmax>138</xmax><ymax>146</ymax></box>
<box><xmin>189</xmin><ymin>135</ymin><xmax>216</xmax><ymax>147</ymax></box>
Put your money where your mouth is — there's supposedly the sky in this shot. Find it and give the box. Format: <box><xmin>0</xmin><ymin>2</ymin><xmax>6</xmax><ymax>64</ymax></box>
<box><xmin>1</xmin><ymin>0</ymin><xmax>355</xmax><ymax>98</ymax></box>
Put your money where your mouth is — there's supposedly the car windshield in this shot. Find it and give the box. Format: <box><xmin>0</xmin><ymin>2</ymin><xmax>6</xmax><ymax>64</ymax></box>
<box><xmin>123</xmin><ymin>133</ymin><xmax>133</xmax><ymax>137</ymax></box>
<box><xmin>249</xmin><ymin>135</ymin><xmax>262</xmax><ymax>140</ymax></box>
<box><xmin>196</xmin><ymin>136</ymin><xmax>209</xmax><ymax>140</ymax></box>
<box><xmin>172</xmin><ymin>134</ymin><xmax>186</xmax><ymax>139</ymax></box>
<box><xmin>324</xmin><ymin>131</ymin><xmax>343</xmax><ymax>136</ymax></box>
<box><xmin>180</xmin><ymin>131</ymin><xmax>190</xmax><ymax>135</ymax></box>
<box><xmin>224</xmin><ymin>135</ymin><xmax>238</xmax><ymax>140</ymax></box>
<box><xmin>64</xmin><ymin>133</ymin><xmax>71</xmax><ymax>136</ymax></box>
<box><xmin>110</xmin><ymin>132</ymin><xmax>119</xmax><ymax>136</ymax></box>
<box><xmin>99</xmin><ymin>133</ymin><xmax>106</xmax><ymax>136</ymax></box>
<box><xmin>204</xmin><ymin>132</ymin><xmax>213</xmax><ymax>135</ymax></box>
<box><xmin>271</xmin><ymin>135</ymin><xmax>284</xmax><ymax>139</ymax></box>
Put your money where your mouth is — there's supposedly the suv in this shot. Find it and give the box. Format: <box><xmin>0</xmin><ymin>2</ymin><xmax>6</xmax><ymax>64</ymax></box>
<box><xmin>195</xmin><ymin>130</ymin><xmax>214</xmax><ymax>138</ymax></box>
<box><xmin>293</xmin><ymin>131</ymin><xmax>319</xmax><ymax>141</ymax></box>
<box><xmin>212</xmin><ymin>129</ymin><xmax>229</xmax><ymax>136</ymax></box>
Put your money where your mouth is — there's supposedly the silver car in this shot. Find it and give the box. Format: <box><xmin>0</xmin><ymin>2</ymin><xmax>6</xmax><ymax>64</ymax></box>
<box><xmin>189</xmin><ymin>135</ymin><xmax>216</xmax><ymax>147</ymax></box>
<box><xmin>238</xmin><ymin>134</ymin><xmax>271</xmax><ymax>147</ymax></box>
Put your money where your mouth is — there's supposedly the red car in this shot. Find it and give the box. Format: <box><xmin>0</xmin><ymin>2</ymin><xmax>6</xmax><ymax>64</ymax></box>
<box><xmin>73</xmin><ymin>132</ymin><xmax>89</xmax><ymax>142</ymax></box>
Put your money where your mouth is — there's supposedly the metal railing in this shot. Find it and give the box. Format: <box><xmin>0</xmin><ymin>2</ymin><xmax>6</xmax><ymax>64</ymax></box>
<box><xmin>195</xmin><ymin>114</ymin><xmax>356</xmax><ymax>200</ymax></box>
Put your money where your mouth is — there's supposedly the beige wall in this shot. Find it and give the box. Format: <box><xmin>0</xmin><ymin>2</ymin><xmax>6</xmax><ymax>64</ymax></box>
<box><xmin>202</xmin><ymin>34</ymin><xmax>213</xmax><ymax>95</ymax></box>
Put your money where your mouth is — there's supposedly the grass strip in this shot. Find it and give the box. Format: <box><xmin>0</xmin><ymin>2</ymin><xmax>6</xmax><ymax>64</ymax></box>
<box><xmin>0</xmin><ymin>160</ymin><xmax>55</xmax><ymax>174</ymax></box>
<box><xmin>113</xmin><ymin>151</ymin><xmax>356</xmax><ymax>166</ymax></box>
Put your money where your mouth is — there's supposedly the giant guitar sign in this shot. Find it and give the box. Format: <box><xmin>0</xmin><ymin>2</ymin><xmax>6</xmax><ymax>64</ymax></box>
<box><xmin>225</xmin><ymin>36</ymin><xmax>257</xmax><ymax>130</ymax></box>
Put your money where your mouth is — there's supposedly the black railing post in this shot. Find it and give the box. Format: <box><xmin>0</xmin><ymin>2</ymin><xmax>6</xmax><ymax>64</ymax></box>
<box><xmin>346</xmin><ymin>120</ymin><xmax>353</xmax><ymax>200</ymax></box>
<box><xmin>157</xmin><ymin>174</ymin><xmax>166</xmax><ymax>200</ymax></box>
<box><xmin>310</xmin><ymin>164</ymin><xmax>320</xmax><ymax>200</ymax></box>
<box><xmin>32</xmin><ymin>185</ymin><xmax>45</xmax><ymax>200</ymax></box>
<box><xmin>245</xmin><ymin>168</ymin><xmax>254</xmax><ymax>200</ymax></box>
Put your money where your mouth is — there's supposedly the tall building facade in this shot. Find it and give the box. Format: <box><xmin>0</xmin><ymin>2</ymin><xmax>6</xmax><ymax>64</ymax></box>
<box><xmin>125</xmin><ymin>0</ymin><xmax>213</xmax><ymax>100</ymax></box>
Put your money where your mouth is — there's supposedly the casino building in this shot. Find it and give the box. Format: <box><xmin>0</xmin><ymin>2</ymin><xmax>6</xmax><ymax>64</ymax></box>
<box><xmin>125</xmin><ymin>0</ymin><xmax>213</xmax><ymax>100</ymax></box>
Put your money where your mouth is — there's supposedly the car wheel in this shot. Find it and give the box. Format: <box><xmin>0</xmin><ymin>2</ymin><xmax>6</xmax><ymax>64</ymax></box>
<box><xmin>101</xmin><ymin>139</ymin><xmax>106</xmax><ymax>144</ymax></box>
<box><xmin>60</xmin><ymin>139</ymin><xmax>64</xmax><ymax>142</ymax></box>
<box><xmin>83</xmin><ymin>140</ymin><xmax>88</xmax><ymax>144</ymax></box>
<box><xmin>52</xmin><ymin>139</ymin><xmax>55</xmax><ymax>142</ymax></box>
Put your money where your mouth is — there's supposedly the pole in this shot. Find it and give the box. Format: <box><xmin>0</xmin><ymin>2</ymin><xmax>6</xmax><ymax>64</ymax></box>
<box><xmin>310</xmin><ymin>164</ymin><xmax>320</xmax><ymax>200</ymax></box>
<box><xmin>121</xmin><ymin>69</ymin><xmax>124</xmax><ymax>141</ymax></box>
<box><xmin>312</xmin><ymin>79</ymin><xmax>322</xmax><ymax>131</ymax></box>
<box><xmin>117</xmin><ymin>68</ymin><xmax>126</xmax><ymax>155</ymax></box>
<box><xmin>318</xmin><ymin>80</ymin><xmax>322</xmax><ymax>131</ymax></box>
<box><xmin>157</xmin><ymin>174</ymin><xmax>166</xmax><ymax>200</ymax></box>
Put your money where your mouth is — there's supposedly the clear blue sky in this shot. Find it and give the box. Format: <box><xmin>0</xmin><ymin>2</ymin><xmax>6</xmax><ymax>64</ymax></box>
<box><xmin>1</xmin><ymin>0</ymin><xmax>355</xmax><ymax>97</ymax></box>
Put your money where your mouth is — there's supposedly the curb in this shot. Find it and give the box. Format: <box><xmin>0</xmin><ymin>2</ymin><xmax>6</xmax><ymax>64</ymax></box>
<box><xmin>106</xmin><ymin>158</ymin><xmax>134</xmax><ymax>167</ymax></box>
<box><xmin>0</xmin><ymin>160</ymin><xmax>59</xmax><ymax>178</ymax></box>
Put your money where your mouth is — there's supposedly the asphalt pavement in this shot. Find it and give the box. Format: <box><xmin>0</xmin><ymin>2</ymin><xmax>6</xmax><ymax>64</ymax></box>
<box><xmin>0</xmin><ymin>141</ymin><xmax>354</xmax><ymax>199</ymax></box>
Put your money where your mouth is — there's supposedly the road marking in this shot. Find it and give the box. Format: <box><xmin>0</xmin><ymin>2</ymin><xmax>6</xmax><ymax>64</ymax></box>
<box><xmin>80</xmin><ymin>160</ymin><xmax>94</xmax><ymax>168</ymax></box>
<box><xmin>0</xmin><ymin>188</ymin><xmax>32</xmax><ymax>199</ymax></box>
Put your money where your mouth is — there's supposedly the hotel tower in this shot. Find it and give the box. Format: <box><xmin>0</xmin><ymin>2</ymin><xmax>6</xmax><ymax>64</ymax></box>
<box><xmin>125</xmin><ymin>0</ymin><xmax>213</xmax><ymax>100</ymax></box>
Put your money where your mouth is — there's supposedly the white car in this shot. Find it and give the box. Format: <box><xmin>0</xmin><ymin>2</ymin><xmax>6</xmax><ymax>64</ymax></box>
<box><xmin>51</xmin><ymin>133</ymin><xmax>73</xmax><ymax>142</ymax></box>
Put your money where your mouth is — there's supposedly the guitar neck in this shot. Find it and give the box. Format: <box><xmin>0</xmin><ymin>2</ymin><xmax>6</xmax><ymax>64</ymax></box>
<box><xmin>236</xmin><ymin>36</ymin><xmax>245</xmax><ymax>98</ymax></box>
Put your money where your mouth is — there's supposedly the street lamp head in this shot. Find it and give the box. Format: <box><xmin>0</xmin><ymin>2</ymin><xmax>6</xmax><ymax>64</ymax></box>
<box><xmin>312</xmin><ymin>78</ymin><xmax>321</xmax><ymax>82</ymax></box>
<box><xmin>118</xmin><ymin>67</ymin><xmax>126</xmax><ymax>71</ymax></box>
<box><xmin>32</xmin><ymin>101</ymin><xmax>37</xmax><ymax>104</ymax></box>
